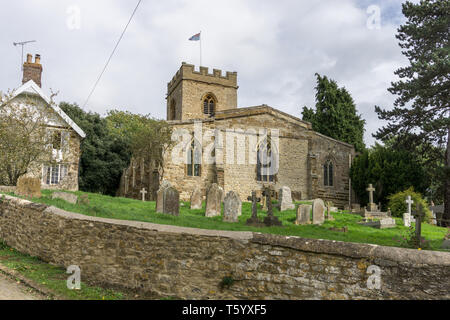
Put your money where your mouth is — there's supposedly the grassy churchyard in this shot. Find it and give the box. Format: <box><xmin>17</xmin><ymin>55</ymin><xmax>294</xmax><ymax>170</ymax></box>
<box><xmin>1</xmin><ymin>190</ymin><xmax>447</xmax><ymax>251</ymax></box>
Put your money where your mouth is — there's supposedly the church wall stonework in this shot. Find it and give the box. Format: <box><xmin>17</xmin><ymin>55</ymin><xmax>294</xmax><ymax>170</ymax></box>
<box><xmin>309</xmin><ymin>132</ymin><xmax>355</xmax><ymax>208</ymax></box>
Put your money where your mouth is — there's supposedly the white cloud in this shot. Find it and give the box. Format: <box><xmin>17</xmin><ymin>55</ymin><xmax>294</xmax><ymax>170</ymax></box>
<box><xmin>0</xmin><ymin>0</ymin><xmax>412</xmax><ymax>147</ymax></box>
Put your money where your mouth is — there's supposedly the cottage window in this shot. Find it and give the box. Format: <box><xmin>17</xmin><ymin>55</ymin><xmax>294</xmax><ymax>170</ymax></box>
<box><xmin>43</xmin><ymin>164</ymin><xmax>68</xmax><ymax>185</ymax></box>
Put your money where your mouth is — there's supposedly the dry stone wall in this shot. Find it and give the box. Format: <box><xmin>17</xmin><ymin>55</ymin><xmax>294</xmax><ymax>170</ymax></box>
<box><xmin>1</xmin><ymin>194</ymin><xmax>448</xmax><ymax>300</ymax></box>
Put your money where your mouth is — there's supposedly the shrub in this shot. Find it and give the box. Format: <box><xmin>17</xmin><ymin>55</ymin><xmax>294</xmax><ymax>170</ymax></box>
<box><xmin>388</xmin><ymin>187</ymin><xmax>432</xmax><ymax>223</ymax></box>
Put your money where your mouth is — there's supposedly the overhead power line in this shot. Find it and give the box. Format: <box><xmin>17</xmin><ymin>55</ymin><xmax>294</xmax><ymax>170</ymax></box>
<box><xmin>82</xmin><ymin>0</ymin><xmax>143</xmax><ymax>109</ymax></box>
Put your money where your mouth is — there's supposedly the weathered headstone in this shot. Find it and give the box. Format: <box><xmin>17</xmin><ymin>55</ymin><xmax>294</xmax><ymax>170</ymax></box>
<box><xmin>205</xmin><ymin>183</ymin><xmax>223</xmax><ymax>217</ymax></box>
<box><xmin>16</xmin><ymin>176</ymin><xmax>41</xmax><ymax>198</ymax></box>
<box><xmin>360</xmin><ymin>217</ymin><xmax>396</xmax><ymax>229</ymax></box>
<box><xmin>140</xmin><ymin>188</ymin><xmax>148</xmax><ymax>202</ymax></box>
<box><xmin>77</xmin><ymin>194</ymin><xmax>90</xmax><ymax>206</ymax></box>
<box><xmin>190</xmin><ymin>187</ymin><xmax>203</xmax><ymax>210</ymax></box>
<box><xmin>278</xmin><ymin>186</ymin><xmax>295</xmax><ymax>211</ymax></box>
<box><xmin>295</xmin><ymin>204</ymin><xmax>311</xmax><ymax>225</ymax></box>
<box><xmin>312</xmin><ymin>198</ymin><xmax>325</xmax><ymax>225</ymax></box>
<box><xmin>404</xmin><ymin>195</ymin><xmax>414</xmax><ymax>227</ymax></box>
<box><xmin>156</xmin><ymin>180</ymin><xmax>172</xmax><ymax>213</ymax></box>
<box><xmin>162</xmin><ymin>186</ymin><xmax>179</xmax><ymax>216</ymax></box>
<box><xmin>52</xmin><ymin>192</ymin><xmax>78</xmax><ymax>204</ymax></box>
<box><xmin>325</xmin><ymin>201</ymin><xmax>335</xmax><ymax>221</ymax></box>
<box><xmin>223</xmin><ymin>191</ymin><xmax>242</xmax><ymax>223</ymax></box>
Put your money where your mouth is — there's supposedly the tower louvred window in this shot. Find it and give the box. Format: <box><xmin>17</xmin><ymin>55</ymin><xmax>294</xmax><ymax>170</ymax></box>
<box><xmin>203</xmin><ymin>95</ymin><xmax>215</xmax><ymax>116</ymax></box>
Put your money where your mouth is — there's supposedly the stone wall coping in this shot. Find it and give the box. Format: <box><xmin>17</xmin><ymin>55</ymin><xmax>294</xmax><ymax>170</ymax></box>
<box><xmin>3</xmin><ymin>194</ymin><xmax>449</xmax><ymax>266</ymax></box>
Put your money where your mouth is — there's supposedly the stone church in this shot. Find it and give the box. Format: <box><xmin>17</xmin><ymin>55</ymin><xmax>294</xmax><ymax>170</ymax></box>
<box><xmin>120</xmin><ymin>62</ymin><xmax>355</xmax><ymax>208</ymax></box>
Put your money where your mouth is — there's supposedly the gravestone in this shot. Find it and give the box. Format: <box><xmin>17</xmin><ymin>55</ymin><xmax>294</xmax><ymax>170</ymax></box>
<box><xmin>77</xmin><ymin>194</ymin><xmax>90</xmax><ymax>206</ymax></box>
<box><xmin>246</xmin><ymin>191</ymin><xmax>264</xmax><ymax>227</ymax></box>
<box><xmin>351</xmin><ymin>203</ymin><xmax>361</xmax><ymax>213</ymax></box>
<box><xmin>430</xmin><ymin>204</ymin><xmax>444</xmax><ymax>226</ymax></box>
<box><xmin>278</xmin><ymin>186</ymin><xmax>295</xmax><ymax>211</ymax></box>
<box><xmin>366</xmin><ymin>184</ymin><xmax>377</xmax><ymax>211</ymax></box>
<box><xmin>190</xmin><ymin>187</ymin><xmax>203</xmax><ymax>210</ymax></box>
<box><xmin>263</xmin><ymin>188</ymin><xmax>282</xmax><ymax>227</ymax></box>
<box><xmin>404</xmin><ymin>195</ymin><xmax>414</xmax><ymax>227</ymax></box>
<box><xmin>223</xmin><ymin>191</ymin><xmax>242</xmax><ymax>223</ymax></box>
<box><xmin>16</xmin><ymin>176</ymin><xmax>41</xmax><ymax>198</ymax></box>
<box><xmin>205</xmin><ymin>183</ymin><xmax>223</xmax><ymax>217</ymax></box>
<box><xmin>312</xmin><ymin>198</ymin><xmax>325</xmax><ymax>225</ymax></box>
<box><xmin>295</xmin><ymin>204</ymin><xmax>311</xmax><ymax>225</ymax></box>
<box><xmin>412</xmin><ymin>203</ymin><xmax>426</xmax><ymax>248</ymax></box>
<box><xmin>52</xmin><ymin>192</ymin><xmax>78</xmax><ymax>204</ymax></box>
<box><xmin>140</xmin><ymin>188</ymin><xmax>148</xmax><ymax>202</ymax></box>
<box><xmin>360</xmin><ymin>218</ymin><xmax>396</xmax><ymax>229</ymax></box>
<box><xmin>156</xmin><ymin>180</ymin><xmax>172</xmax><ymax>213</ymax></box>
<box><xmin>162</xmin><ymin>186</ymin><xmax>179</xmax><ymax>216</ymax></box>
<box><xmin>325</xmin><ymin>202</ymin><xmax>335</xmax><ymax>221</ymax></box>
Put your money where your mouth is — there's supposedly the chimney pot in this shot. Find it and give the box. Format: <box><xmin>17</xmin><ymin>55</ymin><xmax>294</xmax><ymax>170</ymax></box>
<box><xmin>22</xmin><ymin>53</ymin><xmax>43</xmax><ymax>87</ymax></box>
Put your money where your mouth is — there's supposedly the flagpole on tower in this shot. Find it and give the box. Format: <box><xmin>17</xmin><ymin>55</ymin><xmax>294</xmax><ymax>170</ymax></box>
<box><xmin>199</xmin><ymin>31</ymin><xmax>202</xmax><ymax>67</ymax></box>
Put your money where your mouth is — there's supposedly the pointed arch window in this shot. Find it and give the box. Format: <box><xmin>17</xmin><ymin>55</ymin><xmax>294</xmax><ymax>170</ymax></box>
<box><xmin>323</xmin><ymin>160</ymin><xmax>333</xmax><ymax>186</ymax></box>
<box><xmin>187</xmin><ymin>139</ymin><xmax>201</xmax><ymax>177</ymax></box>
<box><xmin>257</xmin><ymin>136</ymin><xmax>277</xmax><ymax>182</ymax></box>
<box><xmin>203</xmin><ymin>95</ymin><xmax>216</xmax><ymax>116</ymax></box>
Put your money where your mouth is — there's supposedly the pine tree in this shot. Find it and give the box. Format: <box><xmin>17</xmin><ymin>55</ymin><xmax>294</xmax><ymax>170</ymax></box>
<box><xmin>374</xmin><ymin>0</ymin><xmax>450</xmax><ymax>226</ymax></box>
<box><xmin>302</xmin><ymin>73</ymin><xmax>366</xmax><ymax>152</ymax></box>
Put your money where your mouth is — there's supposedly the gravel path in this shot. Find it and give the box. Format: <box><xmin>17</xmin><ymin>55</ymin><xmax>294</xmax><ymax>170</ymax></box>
<box><xmin>0</xmin><ymin>272</ymin><xmax>45</xmax><ymax>300</ymax></box>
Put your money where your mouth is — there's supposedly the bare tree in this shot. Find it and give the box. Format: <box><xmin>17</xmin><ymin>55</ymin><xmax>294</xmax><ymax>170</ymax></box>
<box><xmin>0</xmin><ymin>92</ymin><xmax>51</xmax><ymax>186</ymax></box>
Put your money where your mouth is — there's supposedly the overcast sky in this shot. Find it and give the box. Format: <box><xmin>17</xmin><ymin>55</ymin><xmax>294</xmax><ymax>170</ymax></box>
<box><xmin>0</xmin><ymin>0</ymin><xmax>416</xmax><ymax>147</ymax></box>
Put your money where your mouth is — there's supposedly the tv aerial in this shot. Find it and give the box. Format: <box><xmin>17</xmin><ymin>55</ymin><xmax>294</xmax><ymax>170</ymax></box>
<box><xmin>13</xmin><ymin>40</ymin><xmax>37</xmax><ymax>70</ymax></box>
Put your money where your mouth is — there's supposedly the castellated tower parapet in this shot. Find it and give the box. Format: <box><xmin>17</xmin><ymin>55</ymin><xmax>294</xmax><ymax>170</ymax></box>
<box><xmin>167</xmin><ymin>62</ymin><xmax>238</xmax><ymax>95</ymax></box>
<box><xmin>166</xmin><ymin>62</ymin><xmax>238</xmax><ymax>121</ymax></box>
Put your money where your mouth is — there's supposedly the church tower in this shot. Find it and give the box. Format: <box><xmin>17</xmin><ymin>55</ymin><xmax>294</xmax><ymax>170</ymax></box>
<box><xmin>166</xmin><ymin>62</ymin><xmax>238</xmax><ymax>121</ymax></box>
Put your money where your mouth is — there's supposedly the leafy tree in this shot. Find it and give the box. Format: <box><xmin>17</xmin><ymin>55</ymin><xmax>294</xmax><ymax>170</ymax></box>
<box><xmin>105</xmin><ymin>110</ymin><xmax>173</xmax><ymax>183</ymax></box>
<box><xmin>388</xmin><ymin>187</ymin><xmax>432</xmax><ymax>223</ymax></box>
<box><xmin>350</xmin><ymin>143</ymin><xmax>428</xmax><ymax>209</ymax></box>
<box><xmin>373</xmin><ymin>0</ymin><xmax>450</xmax><ymax>226</ymax></box>
<box><xmin>0</xmin><ymin>92</ymin><xmax>51</xmax><ymax>185</ymax></box>
<box><xmin>302</xmin><ymin>73</ymin><xmax>366</xmax><ymax>152</ymax></box>
<box><xmin>59</xmin><ymin>103</ymin><xmax>131</xmax><ymax>195</ymax></box>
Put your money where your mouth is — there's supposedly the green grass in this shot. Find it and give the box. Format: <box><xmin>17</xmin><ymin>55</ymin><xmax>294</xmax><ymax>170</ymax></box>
<box><xmin>1</xmin><ymin>190</ymin><xmax>448</xmax><ymax>251</ymax></box>
<box><xmin>0</xmin><ymin>240</ymin><xmax>128</xmax><ymax>300</ymax></box>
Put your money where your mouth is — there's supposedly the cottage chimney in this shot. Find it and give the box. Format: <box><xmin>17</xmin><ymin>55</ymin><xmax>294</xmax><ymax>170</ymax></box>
<box><xmin>22</xmin><ymin>53</ymin><xmax>43</xmax><ymax>87</ymax></box>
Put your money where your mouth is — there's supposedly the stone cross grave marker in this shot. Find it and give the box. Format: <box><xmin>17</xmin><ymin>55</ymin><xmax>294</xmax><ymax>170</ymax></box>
<box><xmin>140</xmin><ymin>188</ymin><xmax>147</xmax><ymax>202</ymax></box>
<box><xmin>263</xmin><ymin>187</ymin><xmax>282</xmax><ymax>227</ymax></box>
<box><xmin>412</xmin><ymin>203</ymin><xmax>425</xmax><ymax>248</ymax></box>
<box><xmin>366</xmin><ymin>184</ymin><xmax>376</xmax><ymax>211</ymax></box>
<box><xmin>223</xmin><ymin>191</ymin><xmax>242</xmax><ymax>223</ymax></box>
<box><xmin>246</xmin><ymin>191</ymin><xmax>264</xmax><ymax>227</ymax></box>
<box><xmin>404</xmin><ymin>195</ymin><xmax>414</xmax><ymax>227</ymax></box>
